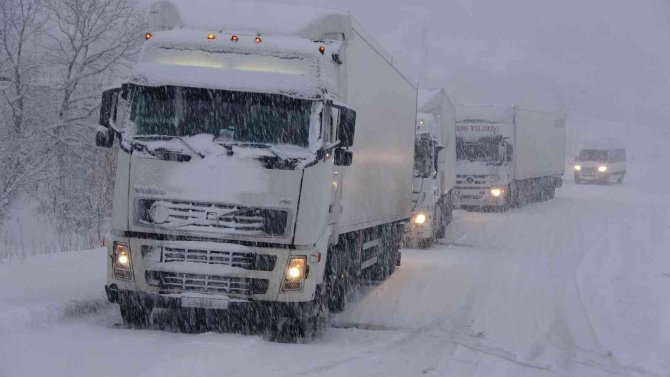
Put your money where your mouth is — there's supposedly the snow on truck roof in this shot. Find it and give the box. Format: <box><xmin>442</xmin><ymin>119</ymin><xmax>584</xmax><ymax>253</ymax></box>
<box><xmin>455</xmin><ymin>104</ymin><xmax>515</xmax><ymax>124</ymax></box>
<box><xmin>418</xmin><ymin>88</ymin><xmax>451</xmax><ymax>114</ymax></box>
<box><xmin>580</xmin><ymin>138</ymin><xmax>625</xmax><ymax>150</ymax></box>
<box><xmin>144</xmin><ymin>0</ymin><xmax>415</xmax><ymax>96</ymax></box>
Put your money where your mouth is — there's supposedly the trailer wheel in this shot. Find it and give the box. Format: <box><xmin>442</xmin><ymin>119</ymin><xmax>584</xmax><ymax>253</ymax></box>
<box><xmin>119</xmin><ymin>303</ymin><xmax>152</xmax><ymax>327</ymax></box>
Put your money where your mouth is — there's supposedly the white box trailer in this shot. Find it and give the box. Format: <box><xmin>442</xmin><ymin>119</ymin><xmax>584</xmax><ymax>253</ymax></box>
<box><xmin>95</xmin><ymin>0</ymin><xmax>417</xmax><ymax>340</ymax></box>
<box><xmin>405</xmin><ymin>89</ymin><xmax>457</xmax><ymax>247</ymax></box>
<box><xmin>454</xmin><ymin>105</ymin><xmax>566</xmax><ymax>209</ymax></box>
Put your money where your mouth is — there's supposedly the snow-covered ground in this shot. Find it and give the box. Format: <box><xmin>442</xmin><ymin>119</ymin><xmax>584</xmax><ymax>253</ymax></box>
<box><xmin>2</xmin><ymin>163</ymin><xmax>669</xmax><ymax>377</ymax></box>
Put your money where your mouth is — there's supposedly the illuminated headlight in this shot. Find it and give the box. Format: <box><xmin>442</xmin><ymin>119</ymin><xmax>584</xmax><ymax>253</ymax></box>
<box><xmin>598</xmin><ymin>166</ymin><xmax>607</xmax><ymax>172</ymax></box>
<box><xmin>149</xmin><ymin>201</ymin><xmax>170</xmax><ymax>224</ymax></box>
<box><xmin>113</xmin><ymin>243</ymin><xmax>132</xmax><ymax>280</ymax></box>
<box><xmin>412</xmin><ymin>212</ymin><xmax>427</xmax><ymax>224</ymax></box>
<box><xmin>282</xmin><ymin>256</ymin><xmax>307</xmax><ymax>291</ymax></box>
<box><xmin>574</xmin><ymin>165</ymin><xmax>581</xmax><ymax>171</ymax></box>
<box><xmin>490</xmin><ymin>188</ymin><xmax>502</xmax><ymax>197</ymax></box>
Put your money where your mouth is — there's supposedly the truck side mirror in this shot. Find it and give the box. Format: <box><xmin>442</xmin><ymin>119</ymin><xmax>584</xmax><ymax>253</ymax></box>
<box><xmin>95</xmin><ymin>126</ymin><xmax>115</xmax><ymax>148</ymax></box>
<box><xmin>335</xmin><ymin>106</ymin><xmax>356</xmax><ymax>148</ymax></box>
<box><xmin>99</xmin><ymin>87</ymin><xmax>121</xmax><ymax>128</ymax></box>
<box><xmin>506</xmin><ymin>144</ymin><xmax>513</xmax><ymax>162</ymax></box>
<box><xmin>334</xmin><ymin>147</ymin><xmax>353</xmax><ymax>166</ymax></box>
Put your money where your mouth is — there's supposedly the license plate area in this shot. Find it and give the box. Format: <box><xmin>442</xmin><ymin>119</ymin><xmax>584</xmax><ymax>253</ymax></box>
<box><xmin>181</xmin><ymin>295</ymin><xmax>230</xmax><ymax>309</ymax></box>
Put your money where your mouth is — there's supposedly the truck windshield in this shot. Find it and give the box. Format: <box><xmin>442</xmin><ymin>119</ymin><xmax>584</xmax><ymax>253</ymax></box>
<box><xmin>576</xmin><ymin>149</ymin><xmax>608</xmax><ymax>162</ymax></box>
<box><xmin>456</xmin><ymin>137</ymin><xmax>501</xmax><ymax>163</ymax></box>
<box><xmin>129</xmin><ymin>85</ymin><xmax>312</xmax><ymax>147</ymax></box>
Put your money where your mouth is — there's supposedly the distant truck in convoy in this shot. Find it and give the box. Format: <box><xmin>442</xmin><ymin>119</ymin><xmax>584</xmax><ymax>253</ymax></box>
<box><xmin>404</xmin><ymin>89</ymin><xmax>456</xmax><ymax>247</ymax></box>
<box><xmin>453</xmin><ymin>105</ymin><xmax>566</xmax><ymax>210</ymax></box>
<box><xmin>573</xmin><ymin>138</ymin><xmax>626</xmax><ymax>184</ymax></box>
<box><xmin>95</xmin><ymin>0</ymin><xmax>417</xmax><ymax>340</ymax></box>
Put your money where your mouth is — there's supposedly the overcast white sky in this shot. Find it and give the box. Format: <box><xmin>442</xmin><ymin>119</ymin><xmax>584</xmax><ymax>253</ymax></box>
<box><xmin>255</xmin><ymin>0</ymin><xmax>670</xmax><ymax>124</ymax></box>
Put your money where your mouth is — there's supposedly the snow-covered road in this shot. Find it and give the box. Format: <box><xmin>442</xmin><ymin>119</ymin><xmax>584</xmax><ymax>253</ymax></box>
<box><xmin>2</xmin><ymin>165</ymin><xmax>669</xmax><ymax>377</ymax></box>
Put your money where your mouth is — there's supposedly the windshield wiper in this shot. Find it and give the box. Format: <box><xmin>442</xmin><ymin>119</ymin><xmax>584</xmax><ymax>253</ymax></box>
<box><xmin>216</xmin><ymin>141</ymin><xmax>285</xmax><ymax>160</ymax></box>
<box><xmin>133</xmin><ymin>135</ymin><xmax>206</xmax><ymax>159</ymax></box>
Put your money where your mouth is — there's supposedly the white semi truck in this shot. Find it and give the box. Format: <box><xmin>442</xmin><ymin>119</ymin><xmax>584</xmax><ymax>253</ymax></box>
<box><xmin>453</xmin><ymin>105</ymin><xmax>566</xmax><ymax>210</ymax></box>
<box><xmin>95</xmin><ymin>0</ymin><xmax>417</xmax><ymax>340</ymax></box>
<box><xmin>404</xmin><ymin>89</ymin><xmax>456</xmax><ymax>247</ymax></box>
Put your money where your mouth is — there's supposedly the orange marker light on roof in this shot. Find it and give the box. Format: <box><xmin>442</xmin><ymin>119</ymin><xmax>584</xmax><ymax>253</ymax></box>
<box><xmin>231</xmin><ymin>35</ymin><xmax>239</xmax><ymax>42</ymax></box>
<box><xmin>207</xmin><ymin>33</ymin><xmax>216</xmax><ymax>40</ymax></box>
<box><xmin>144</xmin><ymin>32</ymin><xmax>152</xmax><ymax>40</ymax></box>
<box><xmin>319</xmin><ymin>45</ymin><xmax>326</xmax><ymax>54</ymax></box>
<box><xmin>255</xmin><ymin>35</ymin><xmax>262</xmax><ymax>43</ymax></box>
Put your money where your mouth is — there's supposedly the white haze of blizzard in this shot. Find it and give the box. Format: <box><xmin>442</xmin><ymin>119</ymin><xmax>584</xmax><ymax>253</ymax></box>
<box><xmin>231</xmin><ymin>0</ymin><xmax>670</xmax><ymax>125</ymax></box>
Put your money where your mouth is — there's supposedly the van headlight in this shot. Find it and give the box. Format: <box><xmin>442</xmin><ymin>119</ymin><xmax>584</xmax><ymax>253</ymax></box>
<box><xmin>412</xmin><ymin>212</ymin><xmax>427</xmax><ymax>224</ymax></box>
<box><xmin>112</xmin><ymin>243</ymin><xmax>132</xmax><ymax>280</ymax></box>
<box><xmin>490</xmin><ymin>188</ymin><xmax>502</xmax><ymax>197</ymax></box>
<box><xmin>598</xmin><ymin>166</ymin><xmax>607</xmax><ymax>172</ymax></box>
<box><xmin>282</xmin><ymin>256</ymin><xmax>307</xmax><ymax>291</ymax></box>
<box><xmin>574</xmin><ymin>165</ymin><xmax>581</xmax><ymax>171</ymax></box>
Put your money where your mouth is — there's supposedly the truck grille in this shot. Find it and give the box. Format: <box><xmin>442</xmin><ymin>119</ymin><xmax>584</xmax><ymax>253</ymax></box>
<box><xmin>581</xmin><ymin>167</ymin><xmax>596</xmax><ymax>174</ymax></box>
<box><xmin>456</xmin><ymin>174</ymin><xmax>494</xmax><ymax>186</ymax></box>
<box><xmin>141</xmin><ymin>245</ymin><xmax>276</xmax><ymax>271</ymax></box>
<box><xmin>137</xmin><ymin>199</ymin><xmax>289</xmax><ymax>237</ymax></box>
<box><xmin>146</xmin><ymin>271</ymin><xmax>269</xmax><ymax>296</ymax></box>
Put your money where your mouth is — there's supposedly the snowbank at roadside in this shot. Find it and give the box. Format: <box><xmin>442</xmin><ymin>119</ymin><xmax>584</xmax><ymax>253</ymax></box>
<box><xmin>0</xmin><ymin>248</ymin><xmax>109</xmax><ymax>334</ymax></box>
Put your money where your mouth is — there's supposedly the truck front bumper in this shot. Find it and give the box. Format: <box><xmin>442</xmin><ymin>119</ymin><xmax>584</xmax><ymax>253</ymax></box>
<box><xmin>104</xmin><ymin>284</ymin><xmax>317</xmax><ymax>316</ymax></box>
<box><xmin>106</xmin><ymin>233</ymin><xmax>330</xmax><ymax>306</ymax></box>
<box><xmin>453</xmin><ymin>187</ymin><xmax>508</xmax><ymax>208</ymax></box>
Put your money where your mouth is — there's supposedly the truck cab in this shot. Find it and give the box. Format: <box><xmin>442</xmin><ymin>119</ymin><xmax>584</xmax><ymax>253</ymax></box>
<box><xmin>404</xmin><ymin>90</ymin><xmax>456</xmax><ymax>248</ymax></box>
<box><xmin>454</xmin><ymin>121</ymin><xmax>514</xmax><ymax>209</ymax></box>
<box><xmin>95</xmin><ymin>0</ymin><xmax>417</xmax><ymax>340</ymax></box>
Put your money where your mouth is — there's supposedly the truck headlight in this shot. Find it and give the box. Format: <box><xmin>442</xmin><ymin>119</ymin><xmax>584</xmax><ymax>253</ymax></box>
<box><xmin>598</xmin><ymin>166</ymin><xmax>607</xmax><ymax>172</ymax></box>
<box><xmin>490</xmin><ymin>188</ymin><xmax>502</xmax><ymax>197</ymax></box>
<box><xmin>113</xmin><ymin>243</ymin><xmax>132</xmax><ymax>280</ymax></box>
<box><xmin>574</xmin><ymin>165</ymin><xmax>581</xmax><ymax>171</ymax></box>
<box><xmin>412</xmin><ymin>212</ymin><xmax>427</xmax><ymax>224</ymax></box>
<box><xmin>282</xmin><ymin>256</ymin><xmax>306</xmax><ymax>291</ymax></box>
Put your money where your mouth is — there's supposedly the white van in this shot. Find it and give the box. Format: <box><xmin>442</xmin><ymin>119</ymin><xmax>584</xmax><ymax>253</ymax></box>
<box><xmin>573</xmin><ymin>139</ymin><xmax>626</xmax><ymax>184</ymax></box>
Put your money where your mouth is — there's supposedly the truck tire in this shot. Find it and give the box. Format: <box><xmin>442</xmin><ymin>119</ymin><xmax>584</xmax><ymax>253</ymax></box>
<box><xmin>618</xmin><ymin>173</ymin><xmax>625</xmax><ymax>184</ymax></box>
<box><xmin>119</xmin><ymin>303</ymin><xmax>152</xmax><ymax>327</ymax></box>
<box><xmin>326</xmin><ymin>244</ymin><xmax>348</xmax><ymax>313</ymax></box>
<box><xmin>435</xmin><ymin>204</ymin><xmax>447</xmax><ymax>239</ymax></box>
<box><xmin>268</xmin><ymin>315</ymin><xmax>318</xmax><ymax>343</ymax></box>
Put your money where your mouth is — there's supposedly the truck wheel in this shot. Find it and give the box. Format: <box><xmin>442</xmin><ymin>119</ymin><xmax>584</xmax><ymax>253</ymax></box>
<box><xmin>326</xmin><ymin>247</ymin><xmax>348</xmax><ymax>313</ymax></box>
<box><xmin>547</xmin><ymin>185</ymin><xmax>556</xmax><ymax>199</ymax></box>
<box><xmin>119</xmin><ymin>303</ymin><xmax>152</xmax><ymax>327</ymax></box>
<box><xmin>268</xmin><ymin>315</ymin><xmax>317</xmax><ymax>343</ymax></box>
<box><xmin>435</xmin><ymin>205</ymin><xmax>447</xmax><ymax>239</ymax></box>
<box><xmin>618</xmin><ymin>173</ymin><xmax>625</xmax><ymax>184</ymax></box>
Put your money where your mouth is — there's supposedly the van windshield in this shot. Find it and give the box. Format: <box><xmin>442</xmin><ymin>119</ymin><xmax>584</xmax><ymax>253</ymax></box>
<box><xmin>577</xmin><ymin>149</ymin><xmax>608</xmax><ymax>162</ymax></box>
<box><xmin>129</xmin><ymin>85</ymin><xmax>313</xmax><ymax>147</ymax></box>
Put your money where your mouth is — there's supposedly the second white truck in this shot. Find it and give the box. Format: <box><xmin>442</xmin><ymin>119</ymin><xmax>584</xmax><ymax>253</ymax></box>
<box><xmin>453</xmin><ymin>105</ymin><xmax>566</xmax><ymax>210</ymax></box>
<box><xmin>405</xmin><ymin>89</ymin><xmax>456</xmax><ymax>247</ymax></box>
